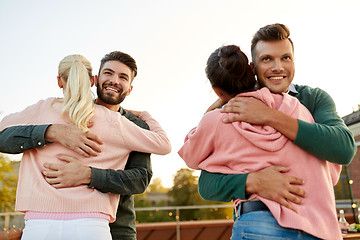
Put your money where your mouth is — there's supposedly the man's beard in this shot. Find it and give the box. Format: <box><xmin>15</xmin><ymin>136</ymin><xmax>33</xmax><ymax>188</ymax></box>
<box><xmin>96</xmin><ymin>82</ymin><xmax>128</xmax><ymax>105</ymax></box>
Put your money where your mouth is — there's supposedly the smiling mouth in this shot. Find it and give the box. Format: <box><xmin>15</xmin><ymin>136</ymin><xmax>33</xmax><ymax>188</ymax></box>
<box><xmin>268</xmin><ymin>76</ymin><xmax>285</xmax><ymax>80</ymax></box>
<box><xmin>104</xmin><ymin>86</ymin><xmax>120</xmax><ymax>93</ymax></box>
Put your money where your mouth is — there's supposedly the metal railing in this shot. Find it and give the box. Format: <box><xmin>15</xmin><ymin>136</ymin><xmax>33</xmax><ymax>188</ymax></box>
<box><xmin>0</xmin><ymin>212</ymin><xmax>24</xmax><ymax>240</ymax></box>
<box><xmin>0</xmin><ymin>202</ymin><xmax>356</xmax><ymax>240</ymax></box>
<box><xmin>0</xmin><ymin>205</ymin><xmax>232</xmax><ymax>240</ymax></box>
<box><xmin>135</xmin><ymin>204</ymin><xmax>233</xmax><ymax>240</ymax></box>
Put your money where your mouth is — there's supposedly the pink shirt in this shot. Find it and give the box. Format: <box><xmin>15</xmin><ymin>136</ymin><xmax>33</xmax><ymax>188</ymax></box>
<box><xmin>0</xmin><ymin>98</ymin><xmax>171</xmax><ymax>222</ymax></box>
<box><xmin>178</xmin><ymin>88</ymin><xmax>341</xmax><ymax>240</ymax></box>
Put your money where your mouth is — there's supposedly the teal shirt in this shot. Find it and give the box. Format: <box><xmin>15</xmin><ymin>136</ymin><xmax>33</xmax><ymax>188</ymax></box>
<box><xmin>198</xmin><ymin>84</ymin><xmax>357</xmax><ymax>202</ymax></box>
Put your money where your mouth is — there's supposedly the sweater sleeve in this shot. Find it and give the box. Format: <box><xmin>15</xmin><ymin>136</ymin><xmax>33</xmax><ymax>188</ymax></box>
<box><xmin>294</xmin><ymin>87</ymin><xmax>356</xmax><ymax>165</ymax></box>
<box><xmin>183</xmin><ymin>110</ymin><xmax>250</xmax><ymax>202</ymax></box>
<box><xmin>118</xmin><ymin>111</ymin><xmax>171</xmax><ymax>155</ymax></box>
<box><xmin>0</xmin><ymin>100</ymin><xmax>46</xmax><ymax>131</ymax></box>
<box><xmin>89</xmin><ymin>110</ymin><xmax>153</xmax><ymax>195</ymax></box>
<box><xmin>0</xmin><ymin>99</ymin><xmax>51</xmax><ymax>152</ymax></box>
<box><xmin>198</xmin><ymin>86</ymin><xmax>356</xmax><ymax>203</ymax></box>
<box><xmin>178</xmin><ymin>111</ymin><xmax>219</xmax><ymax>170</ymax></box>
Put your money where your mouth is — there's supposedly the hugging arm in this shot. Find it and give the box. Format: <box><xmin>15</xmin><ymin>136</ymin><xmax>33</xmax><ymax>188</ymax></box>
<box><xmin>0</xmin><ymin>115</ymin><xmax>153</xmax><ymax>195</ymax></box>
<box><xmin>0</xmin><ymin>125</ymin><xmax>49</xmax><ymax>153</ymax></box>
<box><xmin>222</xmin><ymin>87</ymin><xmax>356</xmax><ymax>164</ymax></box>
<box><xmin>199</xmin><ymin>86</ymin><xmax>354</xmax><ymax>209</ymax></box>
<box><xmin>293</xmin><ymin>87</ymin><xmax>356</xmax><ymax>164</ymax></box>
<box><xmin>45</xmin><ymin>109</ymin><xmax>154</xmax><ymax>195</ymax></box>
<box><xmin>0</xmin><ymin>123</ymin><xmax>102</xmax><ymax>157</ymax></box>
<box><xmin>89</xmin><ymin>110</ymin><xmax>153</xmax><ymax>194</ymax></box>
<box><xmin>90</xmin><ymin>151</ymin><xmax>152</xmax><ymax>194</ymax></box>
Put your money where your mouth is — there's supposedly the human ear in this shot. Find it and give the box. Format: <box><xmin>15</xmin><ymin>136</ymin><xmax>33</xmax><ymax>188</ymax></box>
<box><xmin>90</xmin><ymin>76</ymin><xmax>95</xmax><ymax>87</ymax></box>
<box><xmin>57</xmin><ymin>76</ymin><xmax>63</xmax><ymax>88</ymax></box>
<box><xmin>127</xmin><ymin>85</ymin><xmax>133</xmax><ymax>96</ymax></box>
<box><xmin>250</xmin><ymin>62</ymin><xmax>255</xmax><ymax>74</ymax></box>
<box><xmin>212</xmin><ymin>87</ymin><xmax>223</xmax><ymax>99</ymax></box>
<box><xmin>212</xmin><ymin>87</ymin><xmax>232</xmax><ymax>102</ymax></box>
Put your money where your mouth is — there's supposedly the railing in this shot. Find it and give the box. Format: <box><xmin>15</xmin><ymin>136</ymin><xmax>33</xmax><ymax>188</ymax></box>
<box><xmin>135</xmin><ymin>204</ymin><xmax>233</xmax><ymax>240</ymax></box>
<box><xmin>0</xmin><ymin>205</ymin><xmax>232</xmax><ymax>240</ymax></box>
<box><xmin>0</xmin><ymin>212</ymin><xmax>24</xmax><ymax>240</ymax></box>
<box><xmin>0</xmin><ymin>201</ymin><xmax>357</xmax><ymax>240</ymax></box>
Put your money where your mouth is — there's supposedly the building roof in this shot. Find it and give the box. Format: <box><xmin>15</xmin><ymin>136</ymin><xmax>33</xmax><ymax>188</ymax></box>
<box><xmin>343</xmin><ymin>108</ymin><xmax>360</xmax><ymax>126</ymax></box>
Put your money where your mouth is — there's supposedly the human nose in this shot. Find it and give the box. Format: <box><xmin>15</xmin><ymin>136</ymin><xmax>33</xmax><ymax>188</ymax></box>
<box><xmin>272</xmin><ymin>59</ymin><xmax>284</xmax><ymax>72</ymax></box>
<box><xmin>109</xmin><ymin>75</ymin><xmax>121</xmax><ymax>85</ymax></box>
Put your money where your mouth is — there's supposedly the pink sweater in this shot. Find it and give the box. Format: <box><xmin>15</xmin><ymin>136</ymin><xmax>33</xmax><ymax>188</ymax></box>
<box><xmin>178</xmin><ymin>88</ymin><xmax>341</xmax><ymax>240</ymax></box>
<box><xmin>0</xmin><ymin>98</ymin><xmax>171</xmax><ymax>222</ymax></box>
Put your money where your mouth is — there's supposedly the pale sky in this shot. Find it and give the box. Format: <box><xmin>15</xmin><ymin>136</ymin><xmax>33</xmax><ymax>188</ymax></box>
<box><xmin>1</xmin><ymin>0</ymin><xmax>359</xmax><ymax>187</ymax></box>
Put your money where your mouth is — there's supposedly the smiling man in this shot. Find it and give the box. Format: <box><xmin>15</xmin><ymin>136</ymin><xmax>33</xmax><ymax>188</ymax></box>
<box><xmin>197</xmin><ymin>23</ymin><xmax>356</xmax><ymax>239</ymax></box>
<box><xmin>95</xmin><ymin>59</ymin><xmax>133</xmax><ymax>110</ymax></box>
<box><xmin>253</xmin><ymin>39</ymin><xmax>295</xmax><ymax>94</ymax></box>
<box><xmin>0</xmin><ymin>51</ymin><xmax>153</xmax><ymax>240</ymax></box>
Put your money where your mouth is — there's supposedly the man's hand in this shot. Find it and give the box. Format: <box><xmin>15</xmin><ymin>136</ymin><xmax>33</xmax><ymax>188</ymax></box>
<box><xmin>221</xmin><ymin>96</ymin><xmax>298</xmax><ymax>140</ymax></box>
<box><xmin>221</xmin><ymin>97</ymin><xmax>273</xmax><ymax>124</ymax></box>
<box><xmin>246</xmin><ymin>165</ymin><xmax>305</xmax><ymax>212</ymax></box>
<box><xmin>45</xmin><ymin>124</ymin><xmax>103</xmax><ymax>157</ymax></box>
<box><xmin>43</xmin><ymin>155</ymin><xmax>92</xmax><ymax>188</ymax></box>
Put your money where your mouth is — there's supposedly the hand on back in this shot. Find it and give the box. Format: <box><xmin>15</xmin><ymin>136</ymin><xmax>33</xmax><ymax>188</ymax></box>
<box><xmin>45</xmin><ymin>124</ymin><xmax>103</xmax><ymax>157</ymax></box>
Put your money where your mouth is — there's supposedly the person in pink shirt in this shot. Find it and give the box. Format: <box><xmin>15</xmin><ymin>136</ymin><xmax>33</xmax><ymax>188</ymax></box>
<box><xmin>178</xmin><ymin>45</ymin><xmax>341</xmax><ymax>240</ymax></box>
<box><xmin>0</xmin><ymin>54</ymin><xmax>171</xmax><ymax>240</ymax></box>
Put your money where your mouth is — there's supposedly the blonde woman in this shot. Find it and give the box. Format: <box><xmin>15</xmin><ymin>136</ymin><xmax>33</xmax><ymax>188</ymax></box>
<box><xmin>0</xmin><ymin>54</ymin><xmax>171</xmax><ymax>240</ymax></box>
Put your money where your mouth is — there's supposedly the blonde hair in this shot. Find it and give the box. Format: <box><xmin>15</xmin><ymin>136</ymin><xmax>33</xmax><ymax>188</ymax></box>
<box><xmin>58</xmin><ymin>54</ymin><xmax>94</xmax><ymax>132</ymax></box>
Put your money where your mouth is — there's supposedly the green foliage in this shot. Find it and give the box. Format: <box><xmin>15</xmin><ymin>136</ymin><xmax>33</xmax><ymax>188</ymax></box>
<box><xmin>134</xmin><ymin>178</ymin><xmax>174</xmax><ymax>223</ymax></box>
<box><xmin>147</xmin><ymin>177</ymin><xmax>168</xmax><ymax>193</ymax></box>
<box><xmin>134</xmin><ymin>168</ymin><xmax>233</xmax><ymax>222</ymax></box>
<box><xmin>0</xmin><ymin>153</ymin><xmax>18</xmax><ymax>212</ymax></box>
<box><xmin>168</xmin><ymin>168</ymin><xmax>232</xmax><ymax>221</ymax></box>
<box><xmin>135</xmin><ymin>204</ymin><xmax>175</xmax><ymax>223</ymax></box>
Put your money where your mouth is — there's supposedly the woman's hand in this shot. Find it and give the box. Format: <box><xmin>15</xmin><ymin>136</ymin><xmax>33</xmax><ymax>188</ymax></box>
<box><xmin>125</xmin><ymin>109</ymin><xmax>142</xmax><ymax>117</ymax></box>
<box><xmin>206</xmin><ymin>98</ymin><xmax>226</xmax><ymax>113</ymax></box>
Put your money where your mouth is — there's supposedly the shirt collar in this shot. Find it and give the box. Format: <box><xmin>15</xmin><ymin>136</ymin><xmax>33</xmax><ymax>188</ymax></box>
<box><xmin>118</xmin><ymin>106</ymin><xmax>124</xmax><ymax>115</ymax></box>
<box><xmin>287</xmin><ymin>84</ymin><xmax>298</xmax><ymax>96</ymax></box>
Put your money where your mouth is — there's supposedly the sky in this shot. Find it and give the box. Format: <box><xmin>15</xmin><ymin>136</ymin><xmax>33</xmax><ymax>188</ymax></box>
<box><xmin>1</xmin><ymin>0</ymin><xmax>360</xmax><ymax>188</ymax></box>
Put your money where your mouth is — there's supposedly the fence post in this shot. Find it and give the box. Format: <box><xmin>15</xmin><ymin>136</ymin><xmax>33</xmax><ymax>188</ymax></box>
<box><xmin>4</xmin><ymin>214</ymin><xmax>9</xmax><ymax>240</ymax></box>
<box><xmin>176</xmin><ymin>208</ymin><xmax>180</xmax><ymax>240</ymax></box>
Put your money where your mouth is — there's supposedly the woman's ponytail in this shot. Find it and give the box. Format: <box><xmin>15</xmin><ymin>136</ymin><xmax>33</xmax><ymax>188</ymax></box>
<box><xmin>58</xmin><ymin>55</ymin><xmax>94</xmax><ymax>132</ymax></box>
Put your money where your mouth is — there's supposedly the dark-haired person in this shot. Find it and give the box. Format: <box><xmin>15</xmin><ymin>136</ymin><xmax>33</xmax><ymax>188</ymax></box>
<box><xmin>179</xmin><ymin>44</ymin><xmax>342</xmax><ymax>239</ymax></box>
<box><xmin>199</xmin><ymin>24</ymin><xmax>355</xmax><ymax>210</ymax></box>
<box><xmin>0</xmin><ymin>51</ymin><xmax>163</xmax><ymax>240</ymax></box>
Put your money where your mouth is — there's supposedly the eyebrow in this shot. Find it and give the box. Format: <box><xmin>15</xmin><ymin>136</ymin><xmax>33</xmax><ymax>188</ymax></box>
<box><xmin>102</xmin><ymin>68</ymin><xmax>115</xmax><ymax>73</ymax></box>
<box><xmin>258</xmin><ymin>52</ymin><xmax>293</xmax><ymax>59</ymax></box>
<box><xmin>102</xmin><ymin>68</ymin><xmax>130</xmax><ymax>78</ymax></box>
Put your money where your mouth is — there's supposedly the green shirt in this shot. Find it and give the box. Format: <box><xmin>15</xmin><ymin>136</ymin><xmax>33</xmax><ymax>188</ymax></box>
<box><xmin>198</xmin><ymin>84</ymin><xmax>357</xmax><ymax>202</ymax></box>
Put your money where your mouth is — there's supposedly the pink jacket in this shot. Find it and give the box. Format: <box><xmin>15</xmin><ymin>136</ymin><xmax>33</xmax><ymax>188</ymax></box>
<box><xmin>0</xmin><ymin>98</ymin><xmax>171</xmax><ymax>222</ymax></box>
<box><xmin>178</xmin><ymin>88</ymin><xmax>341</xmax><ymax>240</ymax></box>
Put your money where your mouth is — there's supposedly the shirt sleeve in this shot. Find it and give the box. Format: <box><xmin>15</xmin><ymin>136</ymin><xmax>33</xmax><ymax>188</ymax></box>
<box><xmin>89</xmin><ymin>110</ymin><xmax>153</xmax><ymax>195</ymax></box>
<box><xmin>294</xmin><ymin>87</ymin><xmax>356</xmax><ymax>164</ymax></box>
<box><xmin>198</xmin><ymin>170</ymin><xmax>249</xmax><ymax>202</ymax></box>
<box><xmin>89</xmin><ymin>152</ymin><xmax>152</xmax><ymax>194</ymax></box>
<box><xmin>0</xmin><ymin>125</ymin><xmax>50</xmax><ymax>153</ymax></box>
